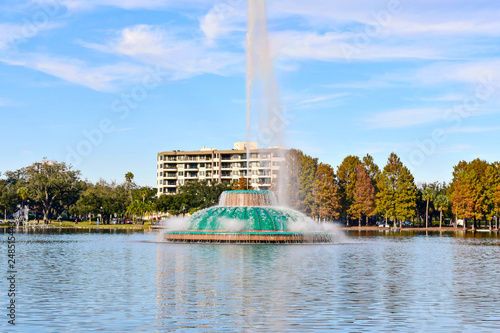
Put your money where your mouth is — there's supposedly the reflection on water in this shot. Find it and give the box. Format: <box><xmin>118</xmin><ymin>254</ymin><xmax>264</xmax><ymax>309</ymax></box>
<box><xmin>1</xmin><ymin>229</ymin><xmax>500</xmax><ymax>332</ymax></box>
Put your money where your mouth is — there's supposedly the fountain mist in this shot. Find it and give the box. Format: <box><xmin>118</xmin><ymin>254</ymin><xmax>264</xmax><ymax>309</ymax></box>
<box><xmin>246</xmin><ymin>0</ymin><xmax>288</xmax><ymax>205</ymax></box>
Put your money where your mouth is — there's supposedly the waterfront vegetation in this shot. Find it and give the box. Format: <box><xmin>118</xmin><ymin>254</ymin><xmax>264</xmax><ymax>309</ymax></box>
<box><xmin>1</xmin><ymin>153</ymin><xmax>499</xmax><ymax>229</ymax></box>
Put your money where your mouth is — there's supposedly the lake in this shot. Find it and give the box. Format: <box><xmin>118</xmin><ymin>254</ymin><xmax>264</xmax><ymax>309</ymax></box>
<box><xmin>2</xmin><ymin>228</ymin><xmax>500</xmax><ymax>332</ymax></box>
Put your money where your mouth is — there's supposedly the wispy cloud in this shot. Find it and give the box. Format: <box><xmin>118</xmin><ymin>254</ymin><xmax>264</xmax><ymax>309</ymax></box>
<box><xmin>298</xmin><ymin>93</ymin><xmax>349</xmax><ymax>105</ymax></box>
<box><xmin>81</xmin><ymin>24</ymin><xmax>242</xmax><ymax>80</ymax></box>
<box><xmin>419</xmin><ymin>93</ymin><xmax>466</xmax><ymax>102</ymax></box>
<box><xmin>30</xmin><ymin>0</ymin><xmax>214</xmax><ymax>12</ymax></box>
<box><xmin>444</xmin><ymin>126</ymin><xmax>500</xmax><ymax>134</ymax></box>
<box><xmin>0</xmin><ymin>54</ymin><xmax>147</xmax><ymax>92</ymax></box>
<box><xmin>366</xmin><ymin>108</ymin><xmax>445</xmax><ymax>129</ymax></box>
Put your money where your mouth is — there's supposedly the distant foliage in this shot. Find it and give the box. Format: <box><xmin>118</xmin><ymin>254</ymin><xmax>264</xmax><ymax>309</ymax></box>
<box><xmin>449</xmin><ymin>159</ymin><xmax>499</xmax><ymax>228</ymax></box>
<box><xmin>313</xmin><ymin>163</ymin><xmax>341</xmax><ymax>220</ymax></box>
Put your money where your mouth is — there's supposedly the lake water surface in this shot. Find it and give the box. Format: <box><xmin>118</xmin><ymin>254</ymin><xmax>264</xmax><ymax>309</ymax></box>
<box><xmin>2</xmin><ymin>228</ymin><xmax>500</xmax><ymax>332</ymax></box>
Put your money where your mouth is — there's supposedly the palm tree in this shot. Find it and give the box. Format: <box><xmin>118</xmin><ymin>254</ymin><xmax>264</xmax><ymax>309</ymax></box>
<box><xmin>16</xmin><ymin>187</ymin><xmax>29</xmax><ymax>209</ymax></box>
<box><xmin>125</xmin><ymin>172</ymin><xmax>134</xmax><ymax>202</ymax></box>
<box><xmin>422</xmin><ymin>187</ymin><xmax>435</xmax><ymax>228</ymax></box>
<box><xmin>434</xmin><ymin>194</ymin><xmax>450</xmax><ymax>229</ymax></box>
<box><xmin>16</xmin><ymin>187</ymin><xmax>29</xmax><ymax>223</ymax></box>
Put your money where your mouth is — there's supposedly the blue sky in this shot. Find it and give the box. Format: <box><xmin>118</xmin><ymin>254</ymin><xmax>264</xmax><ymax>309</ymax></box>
<box><xmin>1</xmin><ymin>0</ymin><xmax>499</xmax><ymax>187</ymax></box>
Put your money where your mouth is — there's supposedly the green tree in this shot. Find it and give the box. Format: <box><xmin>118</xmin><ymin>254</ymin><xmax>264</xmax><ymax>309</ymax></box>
<box><xmin>16</xmin><ymin>187</ymin><xmax>30</xmax><ymax>212</ymax></box>
<box><xmin>351</xmin><ymin>165</ymin><xmax>376</xmax><ymax>227</ymax></box>
<box><xmin>422</xmin><ymin>187</ymin><xmax>436</xmax><ymax>228</ymax></box>
<box><xmin>337</xmin><ymin>155</ymin><xmax>361</xmax><ymax>226</ymax></box>
<box><xmin>313</xmin><ymin>163</ymin><xmax>341</xmax><ymax>221</ymax></box>
<box><xmin>362</xmin><ymin>154</ymin><xmax>380</xmax><ymax>188</ymax></box>
<box><xmin>70</xmin><ymin>180</ymin><xmax>129</xmax><ymax>224</ymax></box>
<box><xmin>485</xmin><ymin>163</ymin><xmax>500</xmax><ymax>230</ymax></box>
<box><xmin>156</xmin><ymin>180</ymin><xmax>230</xmax><ymax>216</ymax></box>
<box><xmin>285</xmin><ymin>149</ymin><xmax>318</xmax><ymax>215</ymax></box>
<box><xmin>0</xmin><ymin>178</ymin><xmax>17</xmax><ymax>219</ymax></box>
<box><xmin>125</xmin><ymin>172</ymin><xmax>135</xmax><ymax>202</ymax></box>
<box><xmin>376</xmin><ymin>153</ymin><xmax>417</xmax><ymax>228</ymax></box>
<box><xmin>434</xmin><ymin>194</ymin><xmax>451</xmax><ymax>229</ymax></box>
<box><xmin>449</xmin><ymin>159</ymin><xmax>489</xmax><ymax>230</ymax></box>
<box><xmin>394</xmin><ymin>166</ymin><xmax>418</xmax><ymax>226</ymax></box>
<box><xmin>24</xmin><ymin>159</ymin><xmax>81</xmax><ymax>222</ymax></box>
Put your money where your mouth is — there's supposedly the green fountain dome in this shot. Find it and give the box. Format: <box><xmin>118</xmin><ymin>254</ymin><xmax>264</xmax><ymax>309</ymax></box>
<box><xmin>188</xmin><ymin>206</ymin><xmax>292</xmax><ymax>232</ymax></box>
<box><xmin>164</xmin><ymin>190</ymin><xmax>334</xmax><ymax>243</ymax></box>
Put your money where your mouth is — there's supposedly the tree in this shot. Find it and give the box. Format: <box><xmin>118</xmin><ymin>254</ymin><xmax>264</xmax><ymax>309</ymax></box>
<box><xmin>285</xmin><ymin>150</ymin><xmax>318</xmax><ymax>215</ymax></box>
<box><xmin>376</xmin><ymin>153</ymin><xmax>417</xmax><ymax>228</ymax></box>
<box><xmin>70</xmin><ymin>180</ymin><xmax>129</xmax><ymax>224</ymax></box>
<box><xmin>125</xmin><ymin>172</ymin><xmax>134</xmax><ymax>184</ymax></box>
<box><xmin>362</xmin><ymin>154</ymin><xmax>380</xmax><ymax>188</ymax></box>
<box><xmin>434</xmin><ymin>194</ymin><xmax>451</xmax><ymax>229</ymax></box>
<box><xmin>24</xmin><ymin>159</ymin><xmax>81</xmax><ymax>222</ymax></box>
<box><xmin>351</xmin><ymin>165</ymin><xmax>376</xmax><ymax>227</ymax></box>
<box><xmin>394</xmin><ymin>166</ymin><xmax>418</xmax><ymax>226</ymax></box>
<box><xmin>16</xmin><ymin>186</ymin><xmax>30</xmax><ymax>212</ymax></box>
<box><xmin>422</xmin><ymin>187</ymin><xmax>435</xmax><ymax>228</ymax></box>
<box><xmin>232</xmin><ymin>177</ymin><xmax>253</xmax><ymax>191</ymax></box>
<box><xmin>337</xmin><ymin>155</ymin><xmax>361</xmax><ymax>226</ymax></box>
<box><xmin>0</xmin><ymin>178</ymin><xmax>17</xmax><ymax>219</ymax></box>
<box><xmin>125</xmin><ymin>172</ymin><xmax>135</xmax><ymax>201</ymax></box>
<box><xmin>485</xmin><ymin>163</ymin><xmax>500</xmax><ymax>230</ymax></box>
<box><xmin>449</xmin><ymin>159</ymin><xmax>489</xmax><ymax>230</ymax></box>
<box><xmin>156</xmin><ymin>180</ymin><xmax>230</xmax><ymax>216</ymax></box>
<box><xmin>313</xmin><ymin>163</ymin><xmax>341</xmax><ymax>221</ymax></box>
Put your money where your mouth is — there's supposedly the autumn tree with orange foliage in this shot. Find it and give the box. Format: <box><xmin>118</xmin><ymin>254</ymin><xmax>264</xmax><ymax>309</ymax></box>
<box><xmin>351</xmin><ymin>165</ymin><xmax>376</xmax><ymax>227</ymax></box>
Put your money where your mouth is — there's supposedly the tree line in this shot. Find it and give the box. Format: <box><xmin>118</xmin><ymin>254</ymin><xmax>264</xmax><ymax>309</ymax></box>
<box><xmin>1</xmin><ymin>155</ymin><xmax>499</xmax><ymax>228</ymax></box>
<box><xmin>281</xmin><ymin>150</ymin><xmax>500</xmax><ymax>229</ymax></box>
<box><xmin>0</xmin><ymin>159</ymin><xmax>234</xmax><ymax>223</ymax></box>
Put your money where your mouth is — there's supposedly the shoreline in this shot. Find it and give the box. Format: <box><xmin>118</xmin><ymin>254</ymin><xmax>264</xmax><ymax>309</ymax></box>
<box><xmin>342</xmin><ymin>226</ymin><xmax>499</xmax><ymax>232</ymax></box>
<box><xmin>2</xmin><ymin>224</ymin><xmax>497</xmax><ymax>233</ymax></box>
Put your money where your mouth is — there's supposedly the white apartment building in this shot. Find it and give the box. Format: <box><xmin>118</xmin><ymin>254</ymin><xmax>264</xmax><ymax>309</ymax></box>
<box><xmin>157</xmin><ymin>142</ymin><xmax>287</xmax><ymax>196</ymax></box>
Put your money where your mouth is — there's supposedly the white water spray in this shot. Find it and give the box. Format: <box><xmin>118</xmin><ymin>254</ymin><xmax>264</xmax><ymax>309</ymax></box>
<box><xmin>246</xmin><ymin>0</ymin><xmax>288</xmax><ymax>204</ymax></box>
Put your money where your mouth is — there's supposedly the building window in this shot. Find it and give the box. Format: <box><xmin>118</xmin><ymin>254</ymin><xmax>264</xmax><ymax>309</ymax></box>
<box><xmin>200</xmin><ymin>171</ymin><xmax>205</xmax><ymax>176</ymax></box>
<box><xmin>178</xmin><ymin>171</ymin><xmax>184</xmax><ymax>176</ymax></box>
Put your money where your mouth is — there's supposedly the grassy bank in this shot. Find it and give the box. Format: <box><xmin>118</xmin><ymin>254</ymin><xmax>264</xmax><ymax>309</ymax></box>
<box><xmin>1</xmin><ymin>221</ymin><xmax>153</xmax><ymax>229</ymax></box>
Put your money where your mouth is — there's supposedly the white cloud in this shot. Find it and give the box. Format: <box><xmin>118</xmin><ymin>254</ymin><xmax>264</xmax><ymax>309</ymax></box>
<box><xmin>415</xmin><ymin>60</ymin><xmax>500</xmax><ymax>85</ymax></box>
<box><xmin>419</xmin><ymin>93</ymin><xmax>466</xmax><ymax>102</ymax></box>
<box><xmin>366</xmin><ymin>108</ymin><xmax>445</xmax><ymax>129</ymax></box>
<box><xmin>81</xmin><ymin>24</ymin><xmax>242</xmax><ymax>80</ymax></box>
<box><xmin>199</xmin><ymin>1</ymin><xmax>245</xmax><ymax>42</ymax></box>
<box><xmin>272</xmin><ymin>31</ymin><xmax>442</xmax><ymax>62</ymax></box>
<box><xmin>298</xmin><ymin>93</ymin><xmax>349</xmax><ymax>105</ymax></box>
<box><xmin>0</xmin><ymin>54</ymin><xmax>147</xmax><ymax>92</ymax></box>
<box><xmin>444</xmin><ymin>126</ymin><xmax>500</xmax><ymax>134</ymax></box>
<box><xmin>0</xmin><ymin>22</ymin><xmax>59</xmax><ymax>51</ymax></box>
<box><xmin>30</xmin><ymin>0</ymin><xmax>214</xmax><ymax>12</ymax></box>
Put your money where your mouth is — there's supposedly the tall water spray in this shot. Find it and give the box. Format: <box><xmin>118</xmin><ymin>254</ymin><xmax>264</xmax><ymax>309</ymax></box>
<box><xmin>246</xmin><ymin>0</ymin><xmax>288</xmax><ymax>205</ymax></box>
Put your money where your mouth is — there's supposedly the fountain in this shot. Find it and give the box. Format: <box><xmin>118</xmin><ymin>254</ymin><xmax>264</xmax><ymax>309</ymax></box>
<box><xmin>164</xmin><ymin>190</ymin><xmax>335</xmax><ymax>243</ymax></box>
<box><xmin>163</xmin><ymin>0</ymin><xmax>342</xmax><ymax>243</ymax></box>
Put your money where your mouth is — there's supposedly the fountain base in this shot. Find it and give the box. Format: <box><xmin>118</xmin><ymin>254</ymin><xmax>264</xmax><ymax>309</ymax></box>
<box><xmin>164</xmin><ymin>231</ymin><xmax>332</xmax><ymax>243</ymax></box>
